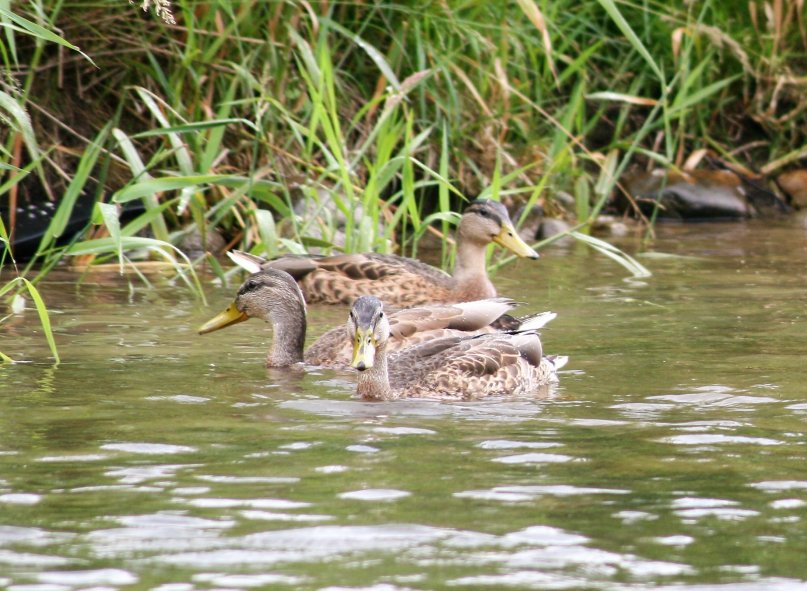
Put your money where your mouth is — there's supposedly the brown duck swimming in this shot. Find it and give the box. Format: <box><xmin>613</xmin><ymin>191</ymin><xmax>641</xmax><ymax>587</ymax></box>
<box><xmin>348</xmin><ymin>295</ymin><xmax>566</xmax><ymax>401</ymax></box>
<box><xmin>228</xmin><ymin>199</ymin><xmax>538</xmax><ymax>307</ymax></box>
<box><xmin>198</xmin><ymin>268</ymin><xmax>537</xmax><ymax>369</ymax></box>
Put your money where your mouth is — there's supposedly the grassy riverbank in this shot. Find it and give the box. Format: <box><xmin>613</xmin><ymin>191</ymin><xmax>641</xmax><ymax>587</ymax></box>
<box><xmin>1</xmin><ymin>0</ymin><xmax>805</xmax><ymax>358</ymax></box>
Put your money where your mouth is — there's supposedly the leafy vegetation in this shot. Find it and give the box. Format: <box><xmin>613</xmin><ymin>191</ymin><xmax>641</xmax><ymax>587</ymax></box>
<box><xmin>1</xmin><ymin>0</ymin><xmax>804</xmax><ymax>359</ymax></box>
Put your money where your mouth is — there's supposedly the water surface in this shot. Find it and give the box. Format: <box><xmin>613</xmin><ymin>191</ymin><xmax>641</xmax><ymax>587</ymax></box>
<box><xmin>1</xmin><ymin>219</ymin><xmax>807</xmax><ymax>590</ymax></box>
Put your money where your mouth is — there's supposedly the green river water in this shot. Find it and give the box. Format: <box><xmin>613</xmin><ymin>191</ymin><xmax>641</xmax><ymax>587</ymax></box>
<box><xmin>1</xmin><ymin>219</ymin><xmax>806</xmax><ymax>590</ymax></box>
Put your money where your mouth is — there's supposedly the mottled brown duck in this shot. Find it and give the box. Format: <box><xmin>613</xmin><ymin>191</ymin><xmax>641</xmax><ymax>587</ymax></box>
<box><xmin>348</xmin><ymin>295</ymin><xmax>566</xmax><ymax>401</ymax></box>
<box><xmin>228</xmin><ymin>199</ymin><xmax>538</xmax><ymax>307</ymax></box>
<box><xmin>198</xmin><ymin>268</ymin><xmax>535</xmax><ymax>369</ymax></box>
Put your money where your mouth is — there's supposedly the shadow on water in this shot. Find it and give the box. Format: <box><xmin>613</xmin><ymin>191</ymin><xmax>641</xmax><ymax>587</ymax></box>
<box><xmin>1</xmin><ymin>219</ymin><xmax>807</xmax><ymax>589</ymax></box>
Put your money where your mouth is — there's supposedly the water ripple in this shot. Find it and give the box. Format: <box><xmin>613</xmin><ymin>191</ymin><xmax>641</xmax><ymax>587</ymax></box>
<box><xmin>346</xmin><ymin>444</ymin><xmax>380</xmax><ymax>454</ymax></box>
<box><xmin>614</xmin><ymin>510</ymin><xmax>658</xmax><ymax>523</ymax></box>
<box><xmin>36</xmin><ymin>454</ymin><xmax>109</xmax><ymax>463</ymax></box>
<box><xmin>503</xmin><ymin>525</ymin><xmax>589</xmax><ymax>546</ymax></box>
<box><xmin>34</xmin><ymin>568</ymin><xmax>138</xmax><ymax>586</ymax></box>
<box><xmin>151</xmin><ymin>524</ymin><xmax>451</xmax><ymax>567</ymax></box>
<box><xmin>193</xmin><ymin>572</ymin><xmax>304</xmax><ymax>587</ymax></box>
<box><xmin>105</xmin><ymin>464</ymin><xmax>201</xmax><ymax>484</ymax></box>
<box><xmin>672</xmin><ymin>497</ymin><xmax>738</xmax><ymax>509</ymax></box>
<box><xmin>0</xmin><ymin>526</ymin><xmax>73</xmax><ymax>547</ymax></box>
<box><xmin>280</xmin><ymin>399</ymin><xmax>545</xmax><ymax>421</ymax></box>
<box><xmin>650</xmin><ymin>579</ymin><xmax>807</xmax><ymax>590</ymax></box>
<box><xmin>0</xmin><ymin>493</ymin><xmax>41</xmax><ymax>505</ymax></box>
<box><xmin>649</xmin><ymin>389</ymin><xmax>778</xmax><ymax>407</ymax></box>
<box><xmin>653</xmin><ymin>535</ymin><xmax>695</xmax><ymax>546</ymax></box>
<box><xmin>240</xmin><ymin>510</ymin><xmax>334</xmax><ymax>522</ymax></box>
<box><xmin>321</xmin><ymin>585</ymin><xmax>421</xmax><ymax>591</ymax></box>
<box><xmin>338</xmin><ymin>489</ymin><xmax>411</xmax><ymax>502</ymax></box>
<box><xmin>660</xmin><ymin>434</ymin><xmax>783</xmax><ymax>446</ymax></box>
<box><xmin>183</xmin><ymin>498</ymin><xmax>310</xmax><ymax>510</ymax></box>
<box><xmin>145</xmin><ymin>394</ymin><xmax>209</xmax><ymax>404</ymax></box>
<box><xmin>670</xmin><ymin>497</ymin><xmax>759</xmax><ymax>522</ymax></box>
<box><xmin>770</xmin><ymin>499</ymin><xmax>806</xmax><ymax>509</ymax></box>
<box><xmin>492</xmin><ymin>452</ymin><xmax>575</xmax><ymax>464</ymax></box>
<box><xmin>101</xmin><ymin>443</ymin><xmax>197</xmax><ymax>455</ymax></box>
<box><xmin>278</xmin><ymin>441</ymin><xmax>319</xmax><ymax>450</ymax></box>
<box><xmin>477</xmin><ymin>440</ymin><xmax>563</xmax><ymax>450</ymax></box>
<box><xmin>371</xmin><ymin>427</ymin><xmax>437</xmax><ymax>435</ymax></box>
<box><xmin>195</xmin><ymin>475</ymin><xmax>299</xmax><ymax>484</ymax></box>
<box><xmin>116</xmin><ymin>513</ymin><xmax>234</xmax><ymax>530</ymax></box>
<box><xmin>455</xmin><ymin>485</ymin><xmax>629</xmax><ymax>502</ymax></box>
<box><xmin>750</xmin><ymin>480</ymin><xmax>807</xmax><ymax>492</ymax></box>
<box><xmin>315</xmin><ymin>465</ymin><xmax>349</xmax><ymax>474</ymax></box>
<box><xmin>0</xmin><ymin>550</ymin><xmax>71</xmax><ymax>567</ymax></box>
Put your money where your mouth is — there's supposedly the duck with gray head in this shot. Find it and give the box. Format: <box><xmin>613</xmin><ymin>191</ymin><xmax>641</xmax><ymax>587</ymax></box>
<box><xmin>198</xmin><ymin>268</ymin><xmax>542</xmax><ymax>369</ymax></box>
<box><xmin>348</xmin><ymin>295</ymin><xmax>566</xmax><ymax>401</ymax></box>
<box><xmin>228</xmin><ymin>199</ymin><xmax>539</xmax><ymax>307</ymax></box>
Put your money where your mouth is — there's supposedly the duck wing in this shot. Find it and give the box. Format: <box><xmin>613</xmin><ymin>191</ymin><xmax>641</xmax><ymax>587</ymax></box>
<box><xmin>305</xmin><ymin>298</ymin><xmax>518</xmax><ymax>367</ymax></box>
<box><xmin>388</xmin><ymin>330</ymin><xmax>551</xmax><ymax>400</ymax></box>
<box><xmin>229</xmin><ymin>250</ymin><xmax>455</xmax><ymax>305</ymax></box>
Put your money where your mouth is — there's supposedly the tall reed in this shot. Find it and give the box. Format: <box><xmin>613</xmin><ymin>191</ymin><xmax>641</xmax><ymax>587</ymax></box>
<box><xmin>0</xmin><ymin>0</ymin><xmax>803</xmax><ymax>278</ymax></box>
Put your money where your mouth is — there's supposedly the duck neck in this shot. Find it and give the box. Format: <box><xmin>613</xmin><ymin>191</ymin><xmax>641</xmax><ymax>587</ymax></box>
<box><xmin>452</xmin><ymin>233</ymin><xmax>494</xmax><ymax>295</ymax></box>
<box><xmin>356</xmin><ymin>341</ymin><xmax>396</xmax><ymax>400</ymax></box>
<box><xmin>266</xmin><ymin>299</ymin><xmax>307</xmax><ymax>367</ymax></box>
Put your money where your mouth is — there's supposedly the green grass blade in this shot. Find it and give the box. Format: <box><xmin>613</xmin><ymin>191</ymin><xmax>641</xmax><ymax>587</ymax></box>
<box><xmin>570</xmin><ymin>231</ymin><xmax>652</xmax><ymax>278</ymax></box>
<box><xmin>0</xmin><ymin>89</ymin><xmax>41</xmax><ymax>163</ymax></box>
<box><xmin>131</xmin><ymin>118</ymin><xmax>259</xmax><ymax>138</ymax></box>
<box><xmin>253</xmin><ymin>209</ymin><xmax>278</xmax><ymax>258</ymax></box>
<box><xmin>96</xmin><ymin>202</ymin><xmax>123</xmax><ymax>270</ymax></box>
<box><xmin>324</xmin><ymin>18</ymin><xmax>401</xmax><ymax>91</ymax></box>
<box><xmin>112</xmin><ymin>175</ymin><xmax>264</xmax><ymax>204</ymax></box>
<box><xmin>36</xmin><ymin>124</ymin><xmax>110</xmax><ymax>256</ymax></box>
<box><xmin>66</xmin><ymin>236</ymin><xmax>207</xmax><ymax>303</ymax></box>
<box><xmin>0</xmin><ymin>6</ymin><xmax>95</xmax><ymax>66</ymax></box>
<box><xmin>595</xmin><ymin>0</ymin><xmax>663</xmax><ymax>80</ymax></box>
<box><xmin>112</xmin><ymin>127</ymin><xmax>170</xmax><ymax>242</ymax></box>
<box><xmin>19</xmin><ymin>278</ymin><xmax>60</xmax><ymax>364</ymax></box>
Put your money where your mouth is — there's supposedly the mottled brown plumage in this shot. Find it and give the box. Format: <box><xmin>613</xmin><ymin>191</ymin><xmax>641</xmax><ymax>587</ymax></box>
<box><xmin>228</xmin><ymin>199</ymin><xmax>539</xmax><ymax>306</ymax></box>
<box><xmin>197</xmin><ymin>269</ymin><xmax>526</xmax><ymax>369</ymax></box>
<box><xmin>349</xmin><ymin>296</ymin><xmax>566</xmax><ymax>401</ymax></box>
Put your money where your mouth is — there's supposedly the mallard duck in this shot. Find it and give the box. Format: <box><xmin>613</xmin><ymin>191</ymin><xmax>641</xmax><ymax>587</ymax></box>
<box><xmin>228</xmin><ymin>199</ymin><xmax>538</xmax><ymax>306</ymax></box>
<box><xmin>197</xmin><ymin>268</ymin><xmax>536</xmax><ymax>369</ymax></box>
<box><xmin>348</xmin><ymin>295</ymin><xmax>566</xmax><ymax>400</ymax></box>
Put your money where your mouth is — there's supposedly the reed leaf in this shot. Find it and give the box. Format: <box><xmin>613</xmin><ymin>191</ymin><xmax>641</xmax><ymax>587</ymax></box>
<box><xmin>0</xmin><ymin>6</ymin><xmax>94</xmax><ymax>65</ymax></box>
<box><xmin>0</xmin><ymin>277</ymin><xmax>61</xmax><ymax>363</ymax></box>
<box><xmin>0</xmin><ymin>89</ymin><xmax>40</xmax><ymax>164</ymax></box>
<box><xmin>570</xmin><ymin>231</ymin><xmax>652</xmax><ymax>278</ymax></box>
<box><xmin>595</xmin><ymin>0</ymin><xmax>663</xmax><ymax>81</ymax></box>
<box><xmin>96</xmin><ymin>202</ymin><xmax>123</xmax><ymax>270</ymax></box>
<box><xmin>35</xmin><ymin>124</ymin><xmax>110</xmax><ymax>257</ymax></box>
<box><xmin>20</xmin><ymin>277</ymin><xmax>60</xmax><ymax>363</ymax></box>
<box><xmin>66</xmin><ymin>236</ymin><xmax>207</xmax><ymax>303</ymax></box>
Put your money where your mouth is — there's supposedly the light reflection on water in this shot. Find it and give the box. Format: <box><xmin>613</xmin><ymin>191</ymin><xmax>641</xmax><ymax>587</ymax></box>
<box><xmin>0</xmin><ymin>220</ymin><xmax>807</xmax><ymax>589</ymax></box>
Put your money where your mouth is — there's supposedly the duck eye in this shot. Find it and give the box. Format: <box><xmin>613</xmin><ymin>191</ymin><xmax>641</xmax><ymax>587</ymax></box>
<box><xmin>240</xmin><ymin>279</ymin><xmax>260</xmax><ymax>294</ymax></box>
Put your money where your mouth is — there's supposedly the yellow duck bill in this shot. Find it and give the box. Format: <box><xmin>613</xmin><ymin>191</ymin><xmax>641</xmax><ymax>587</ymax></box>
<box><xmin>198</xmin><ymin>303</ymin><xmax>249</xmax><ymax>335</ymax></box>
<box><xmin>493</xmin><ymin>224</ymin><xmax>539</xmax><ymax>259</ymax></box>
<box><xmin>351</xmin><ymin>328</ymin><xmax>377</xmax><ymax>371</ymax></box>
